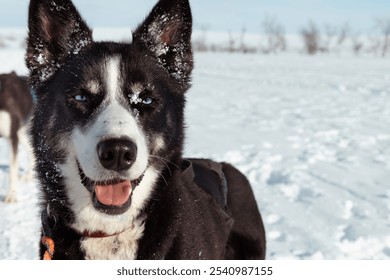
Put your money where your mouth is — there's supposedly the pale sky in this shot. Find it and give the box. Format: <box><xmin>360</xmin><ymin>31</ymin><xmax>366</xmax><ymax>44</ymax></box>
<box><xmin>0</xmin><ymin>0</ymin><xmax>388</xmax><ymax>33</ymax></box>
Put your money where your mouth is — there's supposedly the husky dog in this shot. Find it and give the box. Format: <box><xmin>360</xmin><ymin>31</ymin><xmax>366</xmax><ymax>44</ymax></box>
<box><xmin>26</xmin><ymin>0</ymin><xmax>266</xmax><ymax>259</ymax></box>
<box><xmin>0</xmin><ymin>72</ymin><xmax>33</xmax><ymax>203</ymax></box>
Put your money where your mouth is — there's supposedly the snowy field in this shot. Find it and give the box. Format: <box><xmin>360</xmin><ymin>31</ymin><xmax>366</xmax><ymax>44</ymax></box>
<box><xmin>0</xmin><ymin>29</ymin><xmax>390</xmax><ymax>259</ymax></box>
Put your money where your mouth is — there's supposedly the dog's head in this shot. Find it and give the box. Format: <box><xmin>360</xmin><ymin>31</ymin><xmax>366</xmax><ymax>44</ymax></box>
<box><xmin>26</xmin><ymin>0</ymin><xmax>192</xmax><ymax>234</ymax></box>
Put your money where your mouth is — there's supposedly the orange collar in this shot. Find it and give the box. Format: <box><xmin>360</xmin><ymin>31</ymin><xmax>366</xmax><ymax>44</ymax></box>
<box><xmin>41</xmin><ymin>236</ymin><xmax>55</xmax><ymax>260</ymax></box>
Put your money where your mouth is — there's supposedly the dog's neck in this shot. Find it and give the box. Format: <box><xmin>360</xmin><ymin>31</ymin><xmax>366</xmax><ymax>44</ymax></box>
<box><xmin>81</xmin><ymin>224</ymin><xmax>135</xmax><ymax>238</ymax></box>
<box><xmin>41</xmin><ymin>206</ymin><xmax>142</xmax><ymax>260</ymax></box>
<box><xmin>42</xmin><ymin>203</ymin><xmax>136</xmax><ymax>238</ymax></box>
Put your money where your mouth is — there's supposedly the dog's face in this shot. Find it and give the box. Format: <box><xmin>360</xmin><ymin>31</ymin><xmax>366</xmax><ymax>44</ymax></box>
<box><xmin>26</xmin><ymin>0</ymin><xmax>192</xmax><ymax>234</ymax></box>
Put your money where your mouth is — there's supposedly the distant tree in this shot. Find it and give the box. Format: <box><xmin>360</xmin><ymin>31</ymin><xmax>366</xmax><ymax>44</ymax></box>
<box><xmin>238</xmin><ymin>27</ymin><xmax>257</xmax><ymax>54</ymax></box>
<box><xmin>351</xmin><ymin>34</ymin><xmax>364</xmax><ymax>56</ymax></box>
<box><xmin>337</xmin><ymin>23</ymin><xmax>351</xmax><ymax>47</ymax></box>
<box><xmin>301</xmin><ymin>21</ymin><xmax>320</xmax><ymax>55</ymax></box>
<box><xmin>239</xmin><ymin>27</ymin><xmax>247</xmax><ymax>52</ymax></box>
<box><xmin>261</xmin><ymin>15</ymin><xmax>287</xmax><ymax>53</ymax></box>
<box><xmin>322</xmin><ymin>24</ymin><xmax>337</xmax><ymax>52</ymax></box>
<box><xmin>319</xmin><ymin>23</ymin><xmax>350</xmax><ymax>53</ymax></box>
<box><xmin>375</xmin><ymin>18</ymin><xmax>390</xmax><ymax>57</ymax></box>
<box><xmin>193</xmin><ymin>25</ymin><xmax>209</xmax><ymax>52</ymax></box>
<box><xmin>368</xmin><ymin>33</ymin><xmax>382</xmax><ymax>56</ymax></box>
<box><xmin>227</xmin><ymin>30</ymin><xmax>236</xmax><ymax>53</ymax></box>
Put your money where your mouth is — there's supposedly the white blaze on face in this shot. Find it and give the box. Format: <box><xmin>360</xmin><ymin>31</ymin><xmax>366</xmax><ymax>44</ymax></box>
<box><xmin>71</xmin><ymin>56</ymin><xmax>148</xmax><ymax>181</ymax></box>
<box><xmin>106</xmin><ymin>56</ymin><xmax>121</xmax><ymax>100</ymax></box>
<box><xmin>62</xmin><ymin>56</ymin><xmax>156</xmax><ymax>235</ymax></box>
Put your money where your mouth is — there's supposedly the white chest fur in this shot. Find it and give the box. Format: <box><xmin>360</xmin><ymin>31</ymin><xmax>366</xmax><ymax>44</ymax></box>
<box><xmin>81</xmin><ymin>222</ymin><xmax>145</xmax><ymax>260</ymax></box>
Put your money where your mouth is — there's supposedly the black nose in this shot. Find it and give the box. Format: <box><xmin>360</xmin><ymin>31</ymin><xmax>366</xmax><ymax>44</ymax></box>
<box><xmin>97</xmin><ymin>139</ymin><xmax>137</xmax><ymax>171</ymax></box>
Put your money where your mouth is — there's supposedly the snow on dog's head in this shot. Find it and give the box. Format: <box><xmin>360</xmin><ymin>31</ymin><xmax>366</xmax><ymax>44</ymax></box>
<box><xmin>26</xmin><ymin>0</ymin><xmax>193</xmax><ymax>234</ymax></box>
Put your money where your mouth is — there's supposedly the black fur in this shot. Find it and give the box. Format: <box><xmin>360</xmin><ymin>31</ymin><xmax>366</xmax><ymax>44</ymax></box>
<box><xmin>26</xmin><ymin>0</ymin><xmax>266</xmax><ymax>259</ymax></box>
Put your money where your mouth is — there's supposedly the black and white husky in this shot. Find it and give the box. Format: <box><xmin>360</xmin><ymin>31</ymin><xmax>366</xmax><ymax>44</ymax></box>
<box><xmin>26</xmin><ymin>0</ymin><xmax>266</xmax><ymax>259</ymax></box>
<box><xmin>0</xmin><ymin>72</ymin><xmax>33</xmax><ymax>203</ymax></box>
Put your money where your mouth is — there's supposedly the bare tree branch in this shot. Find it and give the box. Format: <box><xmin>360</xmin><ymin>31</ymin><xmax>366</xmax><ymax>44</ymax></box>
<box><xmin>375</xmin><ymin>18</ymin><xmax>390</xmax><ymax>57</ymax></box>
<box><xmin>262</xmin><ymin>15</ymin><xmax>287</xmax><ymax>54</ymax></box>
<box><xmin>301</xmin><ymin>21</ymin><xmax>320</xmax><ymax>55</ymax></box>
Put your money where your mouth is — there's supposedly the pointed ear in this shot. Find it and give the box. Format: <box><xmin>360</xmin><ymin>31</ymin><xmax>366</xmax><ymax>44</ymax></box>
<box><xmin>133</xmin><ymin>0</ymin><xmax>193</xmax><ymax>83</ymax></box>
<box><xmin>26</xmin><ymin>0</ymin><xmax>92</xmax><ymax>87</ymax></box>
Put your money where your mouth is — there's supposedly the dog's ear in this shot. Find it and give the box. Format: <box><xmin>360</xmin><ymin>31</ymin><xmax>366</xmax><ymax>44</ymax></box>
<box><xmin>133</xmin><ymin>0</ymin><xmax>193</xmax><ymax>84</ymax></box>
<box><xmin>26</xmin><ymin>0</ymin><xmax>92</xmax><ymax>87</ymax></box>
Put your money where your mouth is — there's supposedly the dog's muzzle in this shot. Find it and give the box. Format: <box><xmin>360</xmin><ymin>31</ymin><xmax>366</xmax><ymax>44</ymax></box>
<box><xmin>76</xmin><ymin>138</ymin><xmax>144</xmax><ymax>215</ymax></box>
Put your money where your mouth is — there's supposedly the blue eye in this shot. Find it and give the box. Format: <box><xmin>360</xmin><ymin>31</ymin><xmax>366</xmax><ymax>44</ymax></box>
<box><xmin>74</xmin><ymin>95</ymin><xmax>88</xmax><ymax>102</ymax></box>
<box><xmin>142</xmin><ymin>97</ymin><xmax>154</xmax><ymax>105</ymax></box>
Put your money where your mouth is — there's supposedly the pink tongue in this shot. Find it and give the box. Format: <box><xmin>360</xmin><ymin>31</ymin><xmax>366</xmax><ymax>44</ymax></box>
<box><xmin>95</xmin><ymin>180</ymin><xmax>132</xmax><ymax>206</ymax></box>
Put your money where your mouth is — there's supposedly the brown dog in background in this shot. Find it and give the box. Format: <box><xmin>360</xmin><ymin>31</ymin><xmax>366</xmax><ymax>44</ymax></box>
<box><xmin>0</xmin><ymin>72</ymin><xmax>33</xmax><ymax>203</ymax></box>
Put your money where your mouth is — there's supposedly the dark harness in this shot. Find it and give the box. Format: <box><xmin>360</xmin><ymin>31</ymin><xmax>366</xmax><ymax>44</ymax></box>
<box><xmin>189</xmin><ymin>159</ymin><xmax>228</xmax><ymax>210</ymax></box>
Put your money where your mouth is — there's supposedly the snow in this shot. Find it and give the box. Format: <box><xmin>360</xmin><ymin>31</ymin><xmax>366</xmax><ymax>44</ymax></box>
<box><xmin>0</xmin><ymin>142</ymin><xmax>40</xmax><ymax>260</ymax></box>
<box><xmin>146</xmin><ymin>14</ymin><xmax>171</xmax><ymax>57</ymax></box>
<box><xmin>185</xmin><ymin>52</ymin><xmax>390</xmax><ymax>260</ymax></box>
<box><xmin>128</xmin><ymin>83</ymin><xmax>143</xmax><ymax>105</ymax></box>
<box><xmin>1</xmin><ymin>28</ymin><xmax>390</xmax><ymax>260</ymax></box>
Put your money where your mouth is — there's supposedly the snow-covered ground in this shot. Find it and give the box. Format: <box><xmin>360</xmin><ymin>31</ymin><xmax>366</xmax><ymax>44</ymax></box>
<box><xmin>186</xmin><ymin>53</ymin><xmax>390</xmax><ymax>259</ymax></box>
<box><xmin>1</xmin><ymin>29</ymin><xmax>390</xmax><ymax>260</ymax></box>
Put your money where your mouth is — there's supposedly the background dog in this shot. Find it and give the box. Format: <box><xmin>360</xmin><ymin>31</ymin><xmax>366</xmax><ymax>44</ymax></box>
<box><xmin>26</xmin><ymin>0</ymin><xmax>266</xmax><ymax>259</ymax></box>
<box><xmin>0</xmin><ymin>72</ymin><xmax>33</xmax><ymax>203</ymax></box>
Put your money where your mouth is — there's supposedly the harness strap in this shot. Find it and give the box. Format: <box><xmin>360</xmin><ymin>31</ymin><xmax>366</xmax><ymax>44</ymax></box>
<box><xmin>206</xmin><ymin>161</ymin><xmax>228</xmax><ymax>209</ymax></box>
<box><xmin>189</xmin><ymin>159</ymin><xmax>229</xmax><ymax>210</ymax></box>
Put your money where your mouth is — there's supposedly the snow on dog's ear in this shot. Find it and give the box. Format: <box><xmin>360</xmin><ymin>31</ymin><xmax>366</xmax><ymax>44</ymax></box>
<box><xmin>133</xmin><ymin>0</ymin><xmax>193</xmax><ymax>84</ymax></box>
<box><xmin>26</xmin><ymin>0</ymin><xmax>92</xmax><ymax>87</ymax></box>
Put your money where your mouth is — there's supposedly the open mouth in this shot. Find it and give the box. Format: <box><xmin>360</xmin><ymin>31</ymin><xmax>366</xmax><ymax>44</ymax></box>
<box><xmin>77</xmin><ymin>161</ymin><xmax>144</xmax><ymax>215</ymax></box>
